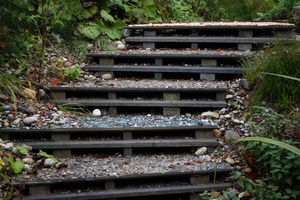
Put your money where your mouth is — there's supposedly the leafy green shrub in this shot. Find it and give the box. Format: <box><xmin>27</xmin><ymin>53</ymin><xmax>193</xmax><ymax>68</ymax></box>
<box><xmin>245</xmin><ymin>107</ymin><xmax>300</xmax><ymax>199</ymax></box>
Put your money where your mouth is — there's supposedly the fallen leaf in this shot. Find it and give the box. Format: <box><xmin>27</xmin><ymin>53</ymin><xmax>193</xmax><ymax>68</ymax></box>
<box><xmin>0</xmin><ymin>41</ymin><xmax>5</xmax><ymax>48</ymax></box>
<box><xmin>168</xmin><ymin>164</ymin><xmax>176</xmax><ymax>169</ymax></box>
<box><xmin>49</xmin><ymin>78</ymin><xmax>60</xmax><ymax>86</ymax></box>
<box><xmin>57</xmin><ymin>163</ymin><xmax>68</xmax><ymax>169</ymax></box>
<box><xmin>294</xmin><ymin>131</ymin><xmax>300</xmax><ymax>140</ymax></box>
<box><xmin>217</xmin><ymin>49</ymin><xmax>224</xmax><ymax>53</ymax></box>
<box><xmin>244</xmin><ymin>171</ymin><xmax>256</xmax><ymax>181</ymax></box>
<box><xmin>47</xmin><ymin>103</ymin><xmax>55</xmax><ymax>110</ymax></box>
<box><xmin>194</xmin><ymin>159</ymin><xmax>203</xmax><ymax>163</ymax></box>
<box><xmin>184</xmin><ymin>162</ymin><xmax>194</xmax><ymax>165</ymax></box>
<box><xmin>123</xmin><ymin>161</ymin><xmax>130</xmax><ymax>165</ymax></box>
<box><xmin>154</xmin><ymin>117</ymin><xmax>159</xmax><ymax>120</ymax></box>
<box><xmin>210</xmin><ymin>189</ymin><xmax>220</xmax><ymax>197</ymax></box>
<box><xmin>245</xmin><ymin>153</ymin><xmax>253</xmax><ymax>165</ymax></box>
<box><xmin>36</xmin><ymin>120</ymin><xmax>43</xmax><ymax>126</ymax></box>
<box><xmin>221</xmin><ymin>153</ymin><xmax>228</xmax><ymax>161</ymax></box>
<box><xmin>98</xmin><ymin>154</ymin><xmax>108</xmax><ymax>159</ymax></box>
<box><xmin>10</xmin><ymin>110</ymin><xmax>17</xmax><ymax>115</ymax></box>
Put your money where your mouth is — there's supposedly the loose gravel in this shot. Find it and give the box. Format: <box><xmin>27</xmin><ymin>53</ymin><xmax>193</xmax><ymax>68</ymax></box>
<box><xmin>13</xmin><ymin>154</ymin><xmax>232</xmax><ymax>182</ymax></box>
<box><xmin>60</xmin><ymin>78</ymin><xmax>227</xmax><ymax>89</ymax></box>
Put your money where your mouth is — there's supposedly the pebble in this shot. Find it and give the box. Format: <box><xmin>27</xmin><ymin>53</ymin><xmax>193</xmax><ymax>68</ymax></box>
<box><xmin>225</xmin><ymin>157</ymin><xmax>235</xmax><ymax>165</ymax></box>
<box><xmin>213</xmin><ymin>129</ymin><xmax>221</xmax><ymax>138</ymax></box>
<box><xmin>22</xmin><ymin>157</ymin><xmax>34</xmax><ymax>165</ymax></box>
<box><xmin>224</xmin><ymin>114</ymin><xmax>231</xmax><ymax>119</ymax></box>
<box><xmin>244</xmin><ymin>167</ymin><xmax>252</xmax><ymax>173</ymax></box>
<box><xmin>23</xmin><ymin>117</ymin><xmax>38</xmax><ymax>125</ymax></box>
<box><xmin>44</xmin><ymin>158</ymin><xmax>56</xmax><ymax>167</ymax></box>
<box><xmin>219</xmin><ymin>108</ymin><xmax>227</xmax><ymax>115</ymax></box>
<box><xmin>195</xmin><ymin>147</ymin><xmax>207</xmax><ymax>156</ymax></box>
<box><xmin>201</xmin><ymin>111</ymin><xmax>219</xmax><ymax>119</ymax></box>
<box><xmin>92</xmin><ymin>109</ymin><xmax>101</xmax><ymax>117</ymax></box>
<box><xmin>101</xmin><ymin>74</ymin><xmax>112</xmax><ymax>80</ymax></box>
<box><xmin>12</xmin><ymin>118</ymin><xmax>21</xmax><ymax>125</ymax></box>
<box><xmin>26</xmin><ymin>105</ymin><xmax>38</xmax><ymax>114</ymax></box>
<box><xmin>225</xmin><ymin>94</ymin><xmax>233</xmax><ymax>99</ymax></box>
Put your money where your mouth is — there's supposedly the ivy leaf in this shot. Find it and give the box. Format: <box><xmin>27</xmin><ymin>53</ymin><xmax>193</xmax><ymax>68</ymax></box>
<box><xmin>100</xmin><ymin>9</ymin><xmax>115</xmax><ymax>23</ymax></box>
<box><xmin>16</xmin><ymin>145</ymin><xmax>28</xmax><ymax>154</ymax></box>
<box><xmin>78</xmin><ymin>22</ymin><xmax>101</xmax><ymax>39</ymax></box>
<box><xmin>8</xmin><ymin>155</ymin><xmax>24</xmax><ymax>174</ymax></box>
<box><xmin>39</xmin><ymin>150</ymin><xmax>58</xmax><ymax>163</ymax></box>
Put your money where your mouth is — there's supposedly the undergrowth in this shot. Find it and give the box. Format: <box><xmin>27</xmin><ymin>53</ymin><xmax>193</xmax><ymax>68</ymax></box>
<box><xmin>242</xmin><ymin>41</ymin><xmax>300</xmax><ymax>109</ymax></box>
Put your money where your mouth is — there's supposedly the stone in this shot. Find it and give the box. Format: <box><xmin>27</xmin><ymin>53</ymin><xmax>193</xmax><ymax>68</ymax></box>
<box><xmin>225</xmin><ymin>157</ymin><xmax>235</xmax><ymax>165</ymax></box>
<box><xmin>206</xmin><ymin>155</ymin><xmax>212</xmax><ymax>162</ymax></box>
<box><xmin>24</xmin><ymin>88</ymin><xmax>36</xmax><ymax>99</ymax></box>
<box><xmin>23</xmin><ymin>117</ymin><xmax>38</xmax><ymax>125</ymax></box>
<box><xmin>224</xmin><ymin>130</ymin><xmax>240</xmax><ymax>144</ymax></box>
<box><xmin>22</xmin><ymin>157</ymin><xmax>34</xmax><ymax>165</ymax></box>
<box><xmin>101</xmin><ymin>74</ymin><xmax>112</xmax><ymax>80</ymax></box>
<box><xmin>114</xmin><ymin>41</ymin><xmax>123</xmax><ymax>46</ymax></box>
<box><xmin>195</xmin><ymin>147</ymin><xmax>207</xmax><ymax>156</ymax></box>
<box><xmin>225</xmin><ymin>94</ymin><xmax>233</xmax><ymax>100</ymax></box>
<box><xmin>39</xmin><ymin>89</ymin><xmax>46</xmax><ymax>98</ymax></box>
<box><xmin>238</xmin><ymin>192</ymin><xmax>245</xmax><ymax>198</ymax></box>
<box><xmin>1</xmin><ymin>105</ymin><xmax>11</xmax><ymax>111</ymax></box>
<box><xmin>201</xmin><ymin>111</ymin><xmax>219</xmax><ymax>119</ymax></box>
<box><xmin>92</xmin><ymin>109</ymin><xmax>101</xmax><ymax>117</ymax></box>
<box><xmin>213</xmin><ymin>129</ymin><xmax>221</xmax><ymax>138</ymax></box>
<box><xmin>44</xmin><ymin>158</ymin><xmax>56</xmax><ymax>167</ymax></box>
<box><xmin>244</xmin><ymin>167</ymin><xmax>252</xmax><ymax>173</ymax></box>
<box><xmin>12</xmin><ymin>118</ymin><xmax>21</xmax><ymax>125</ymax></box>
<box><xmin>22</xmin><ymin>144</ymin><xmax>32</xmax><ymax>151</ymax></box>
<box><xmin>12</xmin><ymin>147</ymin><xmax>21</xmax><ymax>156</ymax></box>
<box><xmin>26</xmin><ymin>105</ymin><xmax>38</xmax><ymax>114</ymax></box>
<box><xmin>224</xmin><ymin>114</ymin><xmax>231</xmax><ymax>120</ymax></box>
<box><xmin>219</xmin><ymin>108</ymin><xmax>227</xmax><ymax>115</ymax></box>
<box><xmin>117</xmin><ymin>44</ymin><xmax>126</xmax><ymax>50</ymax></box>
<box><xmin>240</xmin><ymin>79</ymin><xmax>251</xmax><ymax>90</ymax></box>
<box><xmin>1</xmin><ymin>143</ymin><xmax>14</xmax><ymax>150</ymax></box>
<box><xmin>233</xmin><ymin>119</ymin><xmax>240</xmax><ymax>124</ymax></box>
<box><xmin>24</xmin><ymin>164</ymin><xmax>32</xmax><ymax>173</ymax></box>
<box><xmin>123</xmin><ymin>29</ymin><xmax>132</xmax><ymax>38</ymax></box>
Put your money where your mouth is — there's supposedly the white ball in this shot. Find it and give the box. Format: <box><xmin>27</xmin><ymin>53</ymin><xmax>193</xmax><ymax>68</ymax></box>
<box><xmin>92</xmin><ymin>109</ymin><xmax>101</xmax><ymax>117</ymax></box>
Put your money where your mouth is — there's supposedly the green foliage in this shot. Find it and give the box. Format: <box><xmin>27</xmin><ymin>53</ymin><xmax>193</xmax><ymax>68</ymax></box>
<box><xmin>8</xmin><ymin>155</ymin><xmax>25</xmax><ymax>174</ymax></box>
<box><xmin>231</xmin><ymin>172</ymin><xmax>288</xmax><ymax>199</ymax></box>
<box><xmin>236</xmin><ymin>136</ymin><xmax>300</xmax><ymax>156</ymax></box>
<box><xmin>0</xmin><ymin>68</ymin><xmax>28</xmax><ymax>106</ymax></box>
<box><xmin>39</xmin><ymin>150</ymin><xmax>58</xmax><ymax>163</ymax></box>
<box><xmin>257</xmin><ymin>0</ymin><xmax>300</xmax><ymax>21</ymax></box>
<box><xmin>77</xmin><ymin>22</ymin><xmax>102</xmax><ymax>40</ymax></box>
<box><xmin>243</xmin><ymin>41</ymin><xmax>300</xmax><ymax>107</ymax></box>
<box><xmin>65</xmin><ymin>64</ymin><xmax>81</xmax><ymax>80</ymax></box>
<box><xmin>244</xmin><ymin>107</ymin><xmax>300</xmax><ymax>199</ymax></box>
<box><xmin>169</xmin><ymin>0</ymin><xmax>204</xmax><ymax>22</ymax></box>
<box><xmin>16</xmin><ymin>145</ymin><xmax>29</xmax><ymax>154</ymax></box>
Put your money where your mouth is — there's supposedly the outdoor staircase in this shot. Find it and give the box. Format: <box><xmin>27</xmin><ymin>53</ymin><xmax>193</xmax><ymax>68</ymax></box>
<box><xmin>3</xmin><ymin>22</ymin><xmax>296</xmax><ymax>200</ymax></box>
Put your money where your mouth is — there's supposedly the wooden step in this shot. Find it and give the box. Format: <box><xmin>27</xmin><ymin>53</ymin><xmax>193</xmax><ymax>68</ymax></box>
<box><xmin>15</xmin><ymin>139</ymin><xmax>218</xmax><ymax>156</ymax></box>
<box><xmin>51</xmin><ymin>99</ymin><xmax>227</xmax><ymax>116</ymax></box>
<box><xmin>5</xmin><ymin>125</ymin><xmax>218</xmax><ymax>156</ymax></box>
<box><xmin>125</xmin><ymin>36</ymin><xmax>295</xmax><ymax>50</ymax></box>
<box><xmin>124</xmin><ymin>22</ymin><xmax>296</xmax><ymax>50</ymax></box>
<box><xmin>13</xmin><ymin>168</ymin><xmax>233</xmax><ymax>200</ymax></box>
<box><xmin>124</xmin><ymin>22</ymin><xmax>296</xmax><ymax>31</ymax></box>
<box><xmin>47</xmin><ymin>86</ymin><xmax>226</xmax><ymax>101</ymax></box>
<box><xmin>87</xmin><ymin>65</ymin><xmax>243</xmax><ymax>80</ymax></box>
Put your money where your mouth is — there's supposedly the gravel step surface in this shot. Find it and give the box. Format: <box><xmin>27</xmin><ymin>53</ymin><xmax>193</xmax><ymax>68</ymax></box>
<box><xmin>13</xmin><ymin>154</ymin><xmax>233</xmax><ymax>183</ymax></box>
<box><xmin>87</xmin><ymin>49</ymin><xmax>253</xmax><ymax>56</ymax></box>
<box><xmin>54</xmin><ymin>78</ymin><xmax>227</xmax><ymax>89</ymax></box>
